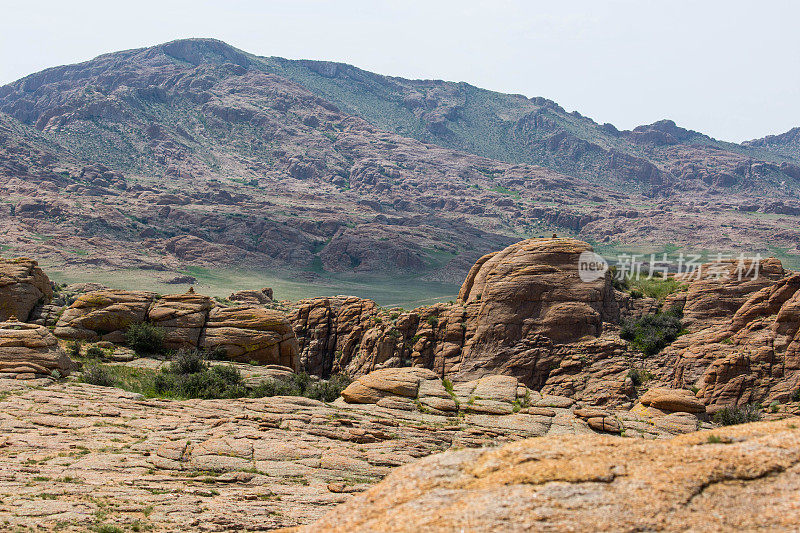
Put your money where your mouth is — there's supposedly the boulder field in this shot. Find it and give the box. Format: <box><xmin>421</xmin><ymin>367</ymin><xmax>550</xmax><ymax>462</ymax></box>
<box><xmin>1</xmin><ymin>238</ymin><xmax>800</xmax><ymax>531</ymax></box>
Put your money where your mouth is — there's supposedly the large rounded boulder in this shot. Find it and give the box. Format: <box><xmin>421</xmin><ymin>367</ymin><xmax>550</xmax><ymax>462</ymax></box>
<box><xmin>54</xmin><ymin>289</ymin><xmax>157</xmax><ymax>342</ymax></box>
<box><xmin>456</xmin><ymin>238</ymin><xmax>618</xmax><ymax>378</ymax></box>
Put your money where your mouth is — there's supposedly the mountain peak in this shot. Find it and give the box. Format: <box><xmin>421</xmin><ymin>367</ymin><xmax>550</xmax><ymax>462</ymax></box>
<box><xmin>155</xmin><ymin>38</ymin><xmax>250</xmax><ymax>67</ymax></box>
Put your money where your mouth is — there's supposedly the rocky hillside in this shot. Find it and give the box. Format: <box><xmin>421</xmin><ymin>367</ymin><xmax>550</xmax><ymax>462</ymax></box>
<box><xmin>1</xmin><ymin>38</ymin><xmax>799</xmax><ymax>289</ymax></box>
<box><xmin>745</xmin><ymin>126</ymin><xmax>800</xmax><ymax>160</ymax></box>
<box><xmin>266</xmin><ymin>60</ymin><xmax>800</xmax><ymax>196</ymax></box>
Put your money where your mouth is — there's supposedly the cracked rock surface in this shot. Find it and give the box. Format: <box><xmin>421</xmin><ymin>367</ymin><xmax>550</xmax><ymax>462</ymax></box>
<box><xmin>301</xmin><ymin>419</ymin><xmax>800</xmax><ymax>532</ymax></box>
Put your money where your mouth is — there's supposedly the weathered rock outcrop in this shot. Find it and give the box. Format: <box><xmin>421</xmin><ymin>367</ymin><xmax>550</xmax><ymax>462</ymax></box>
<box><xmin>661</xmin><ymin>269</ymin><xmax>800</xmax><ymax>409</ymax></box>
<box><xmin>52</xmin><ymin>288</ymin><xmax>299</xmax><ymax>368</ymax></box>
<box><xmin>292</xmin><ymin>295</ymin><xmax>382</xmax><ymax>376</ymax></box>
<box><xmin>302</xmin><ymin>420</ymin><xmax>800</xmax><ymax>532</ymax></box>
<box><xmin>0</xmin><ymin>319</ymin><xmax>72</xmax><ymax>378</ymax></box>
<box><xmin>229</xmin><ymin>288</ymin><xmax>273</xmax><ymax>305</ymax></box>
<box><xmin>677</xmin><ymin>257</ymin><xmax>785</xmax><ymax>329</ymax></box>
<box><xmin>54</xmin><ymin>290</ymin><xmax>157</xmax><ymax>342</ymax></box>
<box><xmin>0</xmin><ymin>257</ymin><xmax>52</xmax><ymax>322</ymax></box>
<box><xmin>293</xmin><ymin>238</ymin><xmax>634</xmax><ymax>406</ymax></box>
<box><xmin>199</xmin><ymin>306</ymin><xmax>299</xmax><ymax>367</ymax></box>
<box><xmin>339</xmin><ymin>367</ymin><xmax>706</xmax><ymax>438</ymax></box>
<box><xmin>148</xmin><ymin>292</ymin><xmax>214</xmax><ymax>349</ymax></box>
<box><xmin>455</xmin><ymin>238</ymin><xmax>619</xmax><ymax>379</ymax></box>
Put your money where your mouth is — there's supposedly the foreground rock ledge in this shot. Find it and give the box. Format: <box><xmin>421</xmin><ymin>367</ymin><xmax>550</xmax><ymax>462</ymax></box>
<box><xmin>298</xmin><ymin>420</ymin><xmax>800</xmax><ymax>532</ymax></box>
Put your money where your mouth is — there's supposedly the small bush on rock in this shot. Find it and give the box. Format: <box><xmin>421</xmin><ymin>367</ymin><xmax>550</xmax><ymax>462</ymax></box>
<box><xmin>620</xmin><ymin>308</ymin><xmax>683</xmax><ymax>356</ymax></box>
<box><xmin>85</xmin><ymin>346</ymin><xmax>105</xmax><ymax>359</ymax></box>
<box><xmin>154</xmin><ymin>364</ymin><xmax>246</xmax><ymax>399</ymax></box>
<box><xmin>712</xmin><ymin>404</ymin><xmax>762</xmax><ymax>426</ymax></box>
<box><xmin>203</xmin><ymin>346</ymin><xmax>228</xmax><ymax>361</ymax></box>
<box><xmin>170</xmin><ymin>348</ymin><xmax>206</xmax><ymax>375</ymax></box>
<box><xmin>153</xmin><ymin>349</ymin><xmax>246</xmax><ymax>399</ymax></box>
<box><xmin>305</xmin><ymin>374</ymin><xmax>352</xmax><ymax>402</ymax></box>
<box><xmin>125</xmin><ymin>323</ymin><xmax>165</xmax><ymax>355</ymax></box>
<box><xmin>81</xmin><ymin>365</ymin><xmax>114</xmax><ymax>387</ymax></box>
<box><xmin>67</xmin><ymin>341</ymin><xmax>82</xmax><ymax>358</ymax></box>
<box><xmin>249</xmin><ymin>372</ymin><xmax>352</xmax><ymax>402</ymax></box>
<box><xmin>627</xmin><ymin>368</ymin><xmax>653</xmax><ymax>387</ymax></box>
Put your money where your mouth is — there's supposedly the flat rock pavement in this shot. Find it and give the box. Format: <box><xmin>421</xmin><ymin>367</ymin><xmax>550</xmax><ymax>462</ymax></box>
<box><xmin>0</xmin><ymin>379</ymin><xmax>693</xmax><ymax>531</ymax></box>
<box><xmin>0</xmin><ymin>376</ymin><xmax>599</xmax><ymax>531</ymax></box>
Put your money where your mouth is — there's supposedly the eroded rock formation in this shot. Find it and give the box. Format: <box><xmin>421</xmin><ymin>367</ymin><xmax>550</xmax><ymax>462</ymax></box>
<box><xmin>54</xmin><ymin>290</ymin><xmax>157</xmax><ymax>343</ymax></box>
<box><xmin>0</xmin><ymin>319</ymin><xmax>72</xmax><ymax>378</ymax></box>
<box><xmin>148</xmin><ymin>292</ymin><xmax>214</xmax><ymax>350</ymax></box>
<box><xmin>199</xmin><ymin>306</ymin><xmax>299</xmax><ymax>367</ymax></box>
<box><xmin>662</xmin><ymin>269</ymin><xmax>800</xmax><ymax>410</ymax></box>
<box><xmin>292</xmin><ymin>238</ymin><xmax>635</xmax><ymax>406</ymax></box>
<box><xmin>52</xmin><ymin>289</ymin><xmax>299</xmax><ymax>368</ymax></box>
<box><xmin>0</xmin><ymin>257</ymin><xmax>52</xmax><ymax>322</ymax></box>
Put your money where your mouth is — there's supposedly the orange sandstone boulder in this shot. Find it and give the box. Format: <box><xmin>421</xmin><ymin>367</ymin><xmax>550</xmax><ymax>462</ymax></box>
<box><xmin>199</xmin><ymin>306</ymin><xmax>299</xmax><ymax>368</ymax></box>
<box><xmin>301</xmin><ymin>420</ymin><xmax>800</xmax><ymax>532</ymax></box>
<box><xmin>147</xmin><ymin>292</ymin><xmax>214</xmax><ymax>349</ymax></box>
<box><xmin>455</xmin><ymin>237</ymin><xmax>618</xmax><ymax>380</ymax></box>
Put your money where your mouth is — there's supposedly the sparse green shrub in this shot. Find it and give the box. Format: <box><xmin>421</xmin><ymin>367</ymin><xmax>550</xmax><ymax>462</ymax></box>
<box><xmin>96</xmin><ymin>525</ymin><xmax>124</xmax><ymax>533</ymax></box>
<box><xmin>706</xmin><ymin>435</ymin><xmax>723</xmax><ymax>444</ymax></box>
<box><xmin>67</xmin><ymin>341</ymin><xmax>82</xmax><ymax>358</ymax></box>
<box><xmin>629</xmin><ymin>289</ymin><xmax>643</xmax><ymax>299</ymax></box>
<box><xmin>154</xmin><ymin>358</ymin><xmax>245</xmax><ymax>400</ymax></box>
<box><xmin>305</xmin><ymin>374</ymin><xmax>352</xmax><ymax>402</ymax></box>
<box><xmin>85</xmin><ymin>346</ymin><xmax>105</xmax><ymax>359</ymax></box>
<box><xmin>620</xmin><ymin>308</ymin><xmax>683</xmax><ymax>356</ymax></box>
<box><xmin>427</xmin><ymin>315</ymin><xmax>439</xmax><ymax>328</ymax></box>
<box><xmin>81</xmin><ymin>365</ymin><xmax>114</xmax><ymax>387</ymax></box>
<box><xmin>625</xmin><ymin>274</ymin><xmax>687</xmax><ymax>301</ymax></box>
<box><xmin>712</xmin><ymin>404</ymin><xmax>762</xmax><ymax>426</ymax></box>
<box><xmin>442</xmin><ymin>378</ymin><xmax>454</xmax><ymax>395</ymax></box>
<box><xmin>125</xmin><ymin>322</ymin><xmax>165</xmax><ymax>355</ymax></box>
<box><xmin>792</xmin><ymin>388</ymin><xmax>800</xmax><ymax>402</ymax></box>
<box><xmin>249</xmin><ymin>378</ymin><xmax>300</xmax><ymax>397</ymax></box>
<box><xmin>169</xmin><ymin>348</ymin><xmax>206</xmax><ymax>375</ymax></box>
<box><xmin>203</xmin><ymin>346</ymin><xmax>228</xmax><ymax>361</ymax></box>
<box><xmin>249</xmin><ymin>372</ymin><xmax>351</xmax><ymax>402</ymax></box>
<box><xmin>627</xmin><ymin>368</ymin><xmax>653</xmax><ymax>387</ymax></box>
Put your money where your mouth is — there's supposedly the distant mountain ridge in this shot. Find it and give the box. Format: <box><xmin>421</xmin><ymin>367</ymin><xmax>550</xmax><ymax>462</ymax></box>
<box><xmin>0</xmin><ymin>38</ymin><xmax>798</xmax><ymax>289</ymax></box>
<box><xmin>2</xmin><ymin>38</ymin><xmax>799</xmax><ymax>196</ymax></box>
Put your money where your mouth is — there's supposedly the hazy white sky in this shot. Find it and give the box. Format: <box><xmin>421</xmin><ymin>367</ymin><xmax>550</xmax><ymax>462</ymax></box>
<box><xmin>1</xmin><ymin>0</ymin><xmax>798</xmax><ymax>142</ymax></box>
